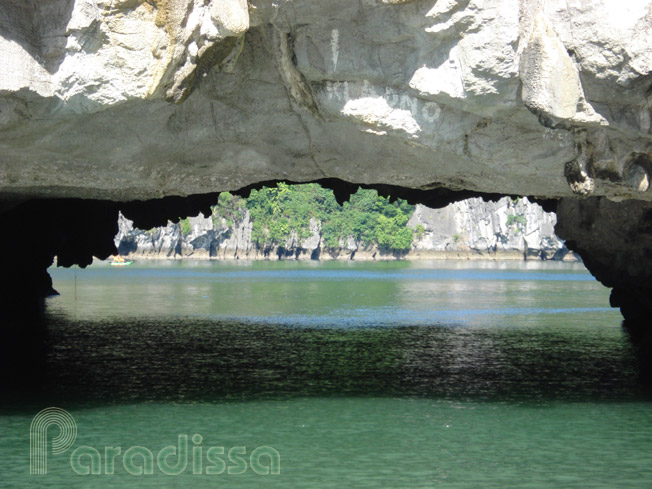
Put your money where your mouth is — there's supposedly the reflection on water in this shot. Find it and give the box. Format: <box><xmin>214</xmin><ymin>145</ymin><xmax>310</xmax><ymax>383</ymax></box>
<box><xmin>31</xmin><ymin>259</ymin><xmax>640</xmax><ymax>403</ymax></box>
<box><xmin>1</xmin><ymin>260</ymin><xmax>651</xmax><ymax>489</ymax></box>
<box><xmin>10</xmin><ymin>314</ymin><xmax>642</xmax><ymax>406</ymax></box>
<box><xmin>45</xmin><ymin>260</ymin><xmax>613</xmax><ymax>325</ymax></box>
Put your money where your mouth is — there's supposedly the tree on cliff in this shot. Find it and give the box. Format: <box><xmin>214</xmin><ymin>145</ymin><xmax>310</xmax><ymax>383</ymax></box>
<box><xmin>213</xmin><ymin>183</ymin><xmax>415</xmax><ymax>251</ymax></box>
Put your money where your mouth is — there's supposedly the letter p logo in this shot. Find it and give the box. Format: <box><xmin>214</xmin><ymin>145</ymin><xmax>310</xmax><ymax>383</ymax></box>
<box><xmin>30</xmin><ymin>407</ymin><xmax>77</xmax><ymax>474</ymax></box>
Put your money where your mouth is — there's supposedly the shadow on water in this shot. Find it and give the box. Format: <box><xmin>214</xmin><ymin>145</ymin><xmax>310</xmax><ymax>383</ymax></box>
<box><xmin>2</xmin><ymin>260</ymin><xmax>651</xmax><ymax>410</ymax></box>
<box><xmin>622</xmin><ymin>319</ymin><xmax>652</xmax><ymax>387</ymax></box>
<box><xmin>0</xmin><ymin>305</ymin><xmax>50</xmax><ymax>395</ymax></box>
<box><xmin>2</xmin><ymin>312</ymin><xmax>650</xmax><ymax>410</ymax></box>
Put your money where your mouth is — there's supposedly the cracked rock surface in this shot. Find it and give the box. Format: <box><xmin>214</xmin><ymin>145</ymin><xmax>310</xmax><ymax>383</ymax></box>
<box><xmin>0</xmin><ymin>0</ymin><xmax>651</xmax><ymax>202</ymax></box>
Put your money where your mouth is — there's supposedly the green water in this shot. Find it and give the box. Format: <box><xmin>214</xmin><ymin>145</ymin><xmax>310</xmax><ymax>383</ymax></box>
<box><xmin>1</xmin><ymin>260</ymin><xmax>651</xmax><ymax>488</ymax></box>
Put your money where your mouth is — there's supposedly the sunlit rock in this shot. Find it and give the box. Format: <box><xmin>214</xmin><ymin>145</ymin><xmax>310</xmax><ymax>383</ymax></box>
<box><xmin>0</xmin><ymin>0</ymin><xmax>651</xmax><ymax>201</ymax></box>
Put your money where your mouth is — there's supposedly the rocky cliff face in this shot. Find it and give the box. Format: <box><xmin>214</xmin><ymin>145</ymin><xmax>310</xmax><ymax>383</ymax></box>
<box><xmin>408</xmin><ymin>197</ymin><xmax>572</xmax><ymax>259</ymax></box>
<box><xmin>0</xmin><ymin>0</ymin><xmax>651</xmax><ymax>202</ymax></box>
<box><xmin>115</xmin><ymin>197</ymin><xmax>574</xmax><ymax>260</ymax></box>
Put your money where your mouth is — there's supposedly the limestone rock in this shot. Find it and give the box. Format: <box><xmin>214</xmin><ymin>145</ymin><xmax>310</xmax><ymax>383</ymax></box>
<box><xmin>520</xmin><ymin>16</ymin><xmax>605</xmax><ymax>127</ymax></box>
<box><xmin>0</xmin><ymin>0</ymin><xmax>651</xmax><ymax>202</ymax></box>
<box><xmin>114</xmin><ymin>196</ymin><xmax>572</xmax><ymax>260</ymax></box>
<box><xmin>555</xmin><ymin>197</ymin><xmax>652</xmax><ymax>323</ymax></box>
<box><xmin>408</xmin><ymin>197</ymin><xmax>569</xmax><ymax>259</ymax></box>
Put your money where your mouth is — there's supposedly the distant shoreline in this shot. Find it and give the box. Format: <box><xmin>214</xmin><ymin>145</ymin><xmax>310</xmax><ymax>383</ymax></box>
<box><xmin>110</xmin><ymin>248</ymin><xmax>581</xmax><ymax>262</ymax></box>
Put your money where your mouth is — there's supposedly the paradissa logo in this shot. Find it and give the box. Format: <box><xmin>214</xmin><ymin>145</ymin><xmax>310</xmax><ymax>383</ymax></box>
<box><xmin>30</xmin><ymin>407</ymin><xmax>77</xmax><ymax>475</ymax></box>
<box><xmin>30</xmin><ymin>408</ymin><xmax>280</xmax><ymax>476</ymax></box>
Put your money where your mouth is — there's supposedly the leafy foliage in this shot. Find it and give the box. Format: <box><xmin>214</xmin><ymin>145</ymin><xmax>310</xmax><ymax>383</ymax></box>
<box><xmin>212</xmin><ymin>184</ymin><xmax>417</xmax><ymax>251</ymax></box>
<box><xmin>212</xmin><ymin>191</ymin><xmax>246</xmax><ymax>230</ymax></box>
<box><xmin>506</xmin><ymin>213</ymin><xmax>527</xmax><ymax>233</ymax></box>
<box><xmin>180</xmin><ymin>217</ymin><xmax>192</xmax><ymax>236</ymax></box>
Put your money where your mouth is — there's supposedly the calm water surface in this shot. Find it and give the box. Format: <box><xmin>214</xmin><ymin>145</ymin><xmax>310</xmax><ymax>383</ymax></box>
<box><xmin>1</xmin><ymin>260</ymin><xmax>651</xmax><ymax>488</ymax></box>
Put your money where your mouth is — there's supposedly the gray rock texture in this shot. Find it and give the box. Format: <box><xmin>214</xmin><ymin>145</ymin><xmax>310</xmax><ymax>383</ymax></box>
<box><xmin>0</xmin><ymin>0</ymin><xmax>651</xmax><ymax>202</ymax></box>
<box><xmin>114</xmin><ymin>197</ymin><xmax>575</xmax><ymax>260</ymax></box>
<box><xmin>556</xmin><ymin>197</ymin><xmax>652</xmax><ymax>324</ymax></box>
<box><xmin>408</xmin><ymin>197</ymin><xmax>571</xmax><ymax>259</ymax></box>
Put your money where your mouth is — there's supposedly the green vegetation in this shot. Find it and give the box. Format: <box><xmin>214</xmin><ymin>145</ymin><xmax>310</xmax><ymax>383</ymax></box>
<box><xmin>506</xmin><ymin>213</ymin><xmax>527</xmax><ymax>232</ymax></box>
<box><xmin>213</xmin><ymin>183</ymin><xmax>417</xmax><ymax>251</ymax></box>
<box><xmin>211</xmin><ymin>191</ymin><xmax>246</xmax><ymax>229</ymax></box>
<box><xmin>180</xmin><ymin>217</ymin><xmax>192</xmax><ymax>236</ymax></box>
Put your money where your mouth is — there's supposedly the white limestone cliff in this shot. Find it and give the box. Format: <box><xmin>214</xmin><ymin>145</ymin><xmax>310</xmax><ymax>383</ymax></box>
<box><xmin>0</xmin><ymin>0</ymin><xmax>651</xmax><ymax>203</ymax></box>
<box><xmin>114</xmin><ymin>196</ymin><xmax>573</xmax><ymax>260</ymax></box>
<box><xmin>408</xmin><ymin>197</ymin><xmax>569</xmax><ymax>259</ymax></box>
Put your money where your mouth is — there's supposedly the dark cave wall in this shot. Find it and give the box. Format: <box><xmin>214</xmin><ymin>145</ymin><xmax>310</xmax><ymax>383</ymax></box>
<box><xmin>0</xmin><ymin>199</ymin><xmax>119</xmax><ymax>304</ymax></box>
<box><xmin>0</xmin><ymin>192</ymin><xmax>225</xmax><ymax>306</ymax></box>
<box><xmin>555</xmin><ymin>197</ymin><xmax>652</xmax><ymax>326</ymax></box>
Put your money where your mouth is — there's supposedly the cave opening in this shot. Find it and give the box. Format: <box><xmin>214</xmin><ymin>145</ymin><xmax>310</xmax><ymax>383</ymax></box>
<box><xmin>1</xmin><ymin>179</ymin><xmax>650</xmax><ymax>385</ymax></box>
<box><xmin>0</xmin><ymin>178</ymin><xmax>646</xmax><ymax>322</ymax></box>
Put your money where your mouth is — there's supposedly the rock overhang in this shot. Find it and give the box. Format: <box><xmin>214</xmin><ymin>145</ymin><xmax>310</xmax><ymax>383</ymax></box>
<box><xmin>0</xmin><ymin>0</ymin><xmax>650</xmax><ymax>203</ymax></box>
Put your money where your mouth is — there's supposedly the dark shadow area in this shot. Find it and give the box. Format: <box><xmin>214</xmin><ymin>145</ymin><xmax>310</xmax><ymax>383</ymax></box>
<box><xmin>0</xmin><ymin>305</ymin><xmax>49</xmax><ymax>396</ymax></box>
<box><xmin>622</xmin><ymin>319</ymin><xmax>652</xmax><ymax>387</ymax></box>
<box><xmin>0</xmin><ymin>0</ymin><xmax>76</xmax><ymax>74</ymax></box>
<box><xmin>1</xmin><ymin>315</ymin><xmax>648</xmax><ymax>409</ymax></box>
<box><xmin>557</xmin><ymin>197</ymin><xmax>652</xmax><ymax>325</ymax></box>
<box><xmin>0</xmin><ymin>198</ymin><xmax>120</xmax><ymax>303</ymax></box>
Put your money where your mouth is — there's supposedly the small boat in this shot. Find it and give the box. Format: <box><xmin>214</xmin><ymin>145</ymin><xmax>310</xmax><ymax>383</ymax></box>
<box><xmin>110</xmin><ymin>256</ymin><xmax>133</xmax><ymax>266</ymax></box>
